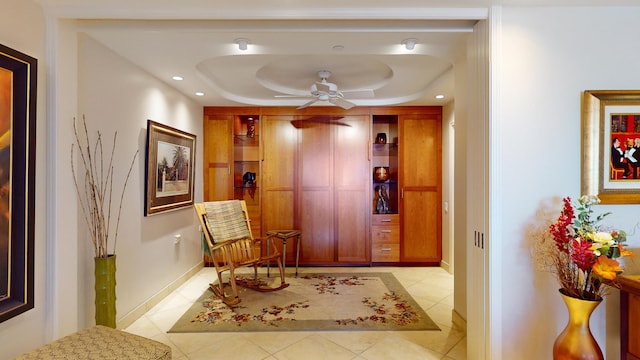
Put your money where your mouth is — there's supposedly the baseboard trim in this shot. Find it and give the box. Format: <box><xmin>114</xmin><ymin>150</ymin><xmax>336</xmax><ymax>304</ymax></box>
<box><xmin>452</xmin><ymin>308</ymin><xmax>467</xmax><ymax>332</ymax></box>
<box><xmin>440</xmin><ymin>260</ymin><xmax>451</xmax><ymax>273</ymax></box>
<box><xmin>117</xmin><ymin>262</ymin><xmax>203</xmax><ymax>330</ymax></box>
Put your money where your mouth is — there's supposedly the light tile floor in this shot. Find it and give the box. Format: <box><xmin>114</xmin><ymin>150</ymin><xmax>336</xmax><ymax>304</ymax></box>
<box><xmin>124</xmin><ymin>266</ymin><xmax>466</xmax><ymax>360</ymax></box>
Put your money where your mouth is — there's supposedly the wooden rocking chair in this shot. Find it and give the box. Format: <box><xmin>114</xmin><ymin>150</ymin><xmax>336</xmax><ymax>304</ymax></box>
<box><xmin>195</xmin><ymin>200</ymin><xmax>288</xmax><ymax>305</ymax></box>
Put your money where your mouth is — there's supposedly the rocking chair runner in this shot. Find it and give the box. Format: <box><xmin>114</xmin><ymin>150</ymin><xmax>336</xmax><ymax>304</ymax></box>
<box><xmin>194</xmin><ymin>200</ymin><xmax>288</xmax><ymax>305</ymax></box>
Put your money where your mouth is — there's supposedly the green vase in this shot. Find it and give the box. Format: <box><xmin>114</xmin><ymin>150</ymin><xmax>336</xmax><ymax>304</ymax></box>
<box><xmin>94</xmin><ymin>255</ymin><xmax>117</xmax><ymax>328</ymax></box>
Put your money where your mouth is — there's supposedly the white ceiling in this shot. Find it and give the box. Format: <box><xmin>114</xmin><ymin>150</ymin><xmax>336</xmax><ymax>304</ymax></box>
<box><xmin>79</xmin><ymin>19</ymin><xmax>475</xmax><ymax>107</ymax></box>
<box><xmin>42</xmin><ymin>0</ymin><xmax>640</xmax><ymax>108</ymax></box>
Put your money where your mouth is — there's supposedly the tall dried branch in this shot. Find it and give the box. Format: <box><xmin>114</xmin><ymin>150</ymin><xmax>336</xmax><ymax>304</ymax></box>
<box><xmin>71</xmin><ymin>116</ymin><xmax>138</xmax><ymax>258</ymax></box>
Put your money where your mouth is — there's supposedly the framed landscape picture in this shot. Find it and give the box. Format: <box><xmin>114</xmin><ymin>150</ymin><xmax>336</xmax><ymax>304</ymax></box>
<box><xmin>0</xmin><ymin>43</ymin><xmax>36</xmax><ymax>323</ymax></box>
<box><xmin>144</xmin><ymin>120</ymin><xmax>196</xmax><ymax>215</ymax></box>
<box><xmin>581</xmin><ymin>90</ymin><xmax>640</xmax><ymax>204</ymax></box>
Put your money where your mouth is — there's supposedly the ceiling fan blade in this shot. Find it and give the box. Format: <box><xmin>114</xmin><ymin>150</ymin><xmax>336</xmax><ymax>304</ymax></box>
<box><xmin>330</xmin><ymin>97</ymin><xmax>356</xmax><ymax>110</ymax></box>
<box><xmin>296</xmin><ymin>98</ymin><xmax>319</xmax><ymax>110</ymax></box>
<box><xmin>302</xmin><ymin>115</ymin><xmax>345</xmax><ymax>122</ymax></box>
<box><xmin>341</xmin><ymin>89</ymin><xmax>375</xmax><ymax>99</ymax></box>
<box><xmin>275</xmin><ymin>94</ymin><xmax>312</xmax><ymax>98</ymax></box>
<box><xmin>290</xmin><ymin>115</ymin><xmax>350</xmax><ymax>129</ymax></box>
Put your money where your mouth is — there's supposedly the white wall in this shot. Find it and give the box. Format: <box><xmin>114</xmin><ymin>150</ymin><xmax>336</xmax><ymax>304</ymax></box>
<box><xmin>0</xmin><ymin>1</ymin><xmax>48</xmax><ymax>358</ymax></box>
<box><xmin>76</xmin><ymin>34</ymin><xmax>204</xmax><ymax>328</ymax></box>
<box><xmin>0</xmin><ymin>2</ymin><xmax>204</xmax><ymax>356</ymax></box>
<box><xmin>497</xmin><ymin>6</ymin><xmax>640</xmax><ymax>359</ymax></box>
<box><xmin>441</xmin><ymin>101</ymin><xmax>454</xmax><ymax>273</ymax></box>
<box><xmin>453</xmin><ymin>41</ymin><xmax>469</xmax><ymax>323</ymax></box>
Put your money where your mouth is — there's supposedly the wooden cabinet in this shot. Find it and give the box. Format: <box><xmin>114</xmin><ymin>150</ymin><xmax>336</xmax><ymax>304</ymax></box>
<box><xmin>203</xmin><ymin>106</ymin><xmax>440</xmax><ymax>266</ymax></box>
<box><xmin>202</xmin><ymin>109</ymin><xmax>262</xmax><ymax>252</ymax></box>
<box><xmin>399</xmin><ymin>112</ymin><xmax>442</xmax><ymax>264</ymax></box>
<box><xmin>619</xmin><ymin>275</ymin><xmax>640</xmax><ymax>360</ymax></box>
<box><xmin>203</xmin><ymin>113</ymin><xmax>233</xmax><ymax>201</ymax></box>
<box><xmin>263</xmin><ymin>112</ymin><xmax>370</xmax><ymax>265</ymax></box>
<box><xmin>333</xmin><ymin>115</ymin><xmax>370</xmax><ymax>263</ymax></box>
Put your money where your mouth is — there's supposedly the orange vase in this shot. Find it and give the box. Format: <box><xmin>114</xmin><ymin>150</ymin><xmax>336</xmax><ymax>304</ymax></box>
<box><xmin>553</xmin><ymin>290</ymin><xmax>603</xmax><ymax>360</ymax></box>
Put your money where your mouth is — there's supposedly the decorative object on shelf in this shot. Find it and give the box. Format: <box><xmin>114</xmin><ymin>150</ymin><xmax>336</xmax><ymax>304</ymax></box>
<box><xmin>242</xmin><ymin>171</ymin><xmax>257</xmax><ymax>199</ymax></box>
<box><xmin>71</xmin><ymin>116</ymin><xmax>138</xmax><ymax>327</ymax></box>
<box><xmin>373</xmin><ymin>166</ymin><xmax>390</xmax><ymax>182</ymax></box>
<box><xmin>553</xmin><ymin>289</ymin><xmax>603</xmax><ymax>360</ymax></box>
<box><xmin>534</xmin><ymin>195</ymin><xmax>634</xmax><ymax>358</ymax></box>
<box><xmin>246</xmin><ymin>117</ymin><xmax>256</xmax><ymax>137</ymax></box>
<box><xmin>375</xmin><ymin>132</ymin><xmax>387</xmax><ymax>144</ymax></box>
<box><xmin>375</xmin><ymin>185</ymin><xmax>390</xmax><ymax>214</ymax></box>
<box><xmin>242</xmin><ymin>171</ymin><xmax>256</xmax><ymax>187</ymax></box>
<box><xmin>144</xmin><ymin>120</ymin><xmax>196</xmax><ymax>216</ymax></box>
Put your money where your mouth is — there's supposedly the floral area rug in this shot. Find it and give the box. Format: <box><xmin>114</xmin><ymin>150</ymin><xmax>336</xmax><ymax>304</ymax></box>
<box><xmin>168</xmin><ymin>272</ymin><xmax>440</xmax><ymax>332</ymax></box>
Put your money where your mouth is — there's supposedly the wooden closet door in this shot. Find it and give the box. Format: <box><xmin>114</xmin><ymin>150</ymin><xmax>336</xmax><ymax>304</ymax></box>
<box><xmin>400</xmin><ymin>114</ymin><xmax>442</xmax><ymax>263</ymax></box>
<box><xmin>203</xmin><ymin>114</ymin><xmax>233</xmax><ymax>201</ymax></box>
<box><xmin>261</xmin><ymin>116</ymin><xmax>297</xmax><ymax>262</ymax></box>
<box><xmin>334</xmin><ymin>116</ymin><xmax>370</xmax><ymax>263</ymax></box>
<box><xmin>298</xmin><ymin>123</ymin><xmax>334</xmax><ymax>264</ymax></box>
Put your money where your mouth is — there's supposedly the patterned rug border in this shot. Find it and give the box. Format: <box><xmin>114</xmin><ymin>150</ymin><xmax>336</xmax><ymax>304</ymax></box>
<box><xmin>168</xmin><ymin>272</ymin><xmax>440</xmax><ymax>333</ymax></box>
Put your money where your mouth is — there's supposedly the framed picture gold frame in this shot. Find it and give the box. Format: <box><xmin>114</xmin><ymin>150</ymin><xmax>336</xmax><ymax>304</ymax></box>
<box><xmin>0</xmin><ymin>44</ymin><xmax>37</xmax><ymax>323</ymax></box>
<box><xmin>582</xmin><ymin>90</ymin><xmax>640</xmax><ymax>204</ymax></box>
<box><xmin>144</xmin><ymin>120</ymin><xmax>196</xmax><ymax>215</ymax></box>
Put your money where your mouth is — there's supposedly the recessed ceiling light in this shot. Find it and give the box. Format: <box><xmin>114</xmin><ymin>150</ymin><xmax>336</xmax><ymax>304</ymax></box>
<box><xmin>332</xmin><ymin>45</ymin><xmax>344</xmax><ymax>51</ymax></box>
<box><xmin>435</xmin><ymin>94</ymin><xmax>445</xmax><ymax>99</ymax></box>
<box><xmin>172</xmin><ymin>76</ymin><xmax>183</xmax><ymax>81</ymax></box>
<box><xmin>234</xmin><ymin>38</ymin><xmax>250</xmax><ymax>51</ymax></box>
<box><xmin>402</xmin><ymin>38</ymin><xmax>417</xmax><ymax>50</ymax></box>
<box><xmin>195</xmin><ymin>92</ymin><xmax>205</xmax><ymax>96</ymax></box>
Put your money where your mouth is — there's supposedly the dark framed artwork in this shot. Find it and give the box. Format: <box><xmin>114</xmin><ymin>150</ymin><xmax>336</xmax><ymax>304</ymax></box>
<box><xmin>0</xmin><ymin>44</ymin><xmax>37</xmax><ymax>323</ymax></box>
<box><xmin>145</xmin><ymin>120</ymin><xmax>196</xmax><ymax>215</ymax></box>
<box><xmin>581</xmin><ymin>90</ymin><xmax>640</xmax><ymax>204</ymax></box>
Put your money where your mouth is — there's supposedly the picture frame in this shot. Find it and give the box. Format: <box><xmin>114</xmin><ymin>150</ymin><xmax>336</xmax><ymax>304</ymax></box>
<box><xmin>581</xmin><ymin>90</ymin><xmax>640</xmax><ymax>204</ymax></box>
<box><xmin>144</xmin><ymin>120</ymin><xmax>196</xmax><ymax>215</ymax></box>
<box><xmin>0</xmin><ymin>44</ymin><xmax>37</xmax><ymax>323</ymax></box>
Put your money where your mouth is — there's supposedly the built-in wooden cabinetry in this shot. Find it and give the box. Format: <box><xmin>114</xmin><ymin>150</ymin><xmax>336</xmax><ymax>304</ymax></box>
<box><xmin>398</xmin><ymin>112</ymin><xmax>442</xmax><ymax>263</ymax></box>
<box><xmin>371</xmin><ymin>115</ymin><xmax>399</xmax><ymax>262</ymax></box>
<box><xmin>203</xmin><ymin>110</ymin><xmax>261</xmax><ymax>236</ymax></box>
<box><xmin>203</xmin><ymin>106</ymin><xmax>441</xmax><ymax>266</ymax></box>
<box><xmin>620</xmin><ymin>275</ymin><xmax>640</xmax><ymax>360</ymax></box>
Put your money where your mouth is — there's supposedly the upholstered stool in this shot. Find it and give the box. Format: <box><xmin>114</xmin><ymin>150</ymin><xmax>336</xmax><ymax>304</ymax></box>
<box><xmin>15</xmin><ymin>325</ymin><xmax>172</xmax><ymax>360</ymax></box>
<box><xmin>265</xmin><ymin>230</ymin><xmax>301</xmax><ymax>276</ymax></box>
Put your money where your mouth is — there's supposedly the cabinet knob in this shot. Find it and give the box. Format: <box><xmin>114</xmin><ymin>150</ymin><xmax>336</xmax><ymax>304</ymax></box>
<box><xmin>381</xmin><ymin>247</ymin><xmax>392</xmax><ymax>251</ymax></box>
<box><xmin>380</xmin><ymin>230</ymin><xmax>392</xmax><ymax>233</ymax></box>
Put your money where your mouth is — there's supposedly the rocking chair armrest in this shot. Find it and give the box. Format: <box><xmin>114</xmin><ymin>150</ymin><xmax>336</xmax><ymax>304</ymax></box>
<box><xmin>209</xmin><ymin>239</ymin><xmax>238</xmax><ymax>251</ymax></box>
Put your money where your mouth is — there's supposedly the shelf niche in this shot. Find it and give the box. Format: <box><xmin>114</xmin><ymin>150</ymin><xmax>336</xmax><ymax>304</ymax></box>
<box><xmin>372</xmin><ymin>115</ymin><xmax>398</xmax><ymax>215</ymax></box>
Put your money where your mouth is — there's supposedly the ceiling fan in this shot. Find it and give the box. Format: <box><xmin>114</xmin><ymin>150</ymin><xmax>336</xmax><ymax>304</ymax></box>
<box><xmin>275</xmin><ymin>70</ymin><xmax>374</xmax><ymax>110</ymax></box>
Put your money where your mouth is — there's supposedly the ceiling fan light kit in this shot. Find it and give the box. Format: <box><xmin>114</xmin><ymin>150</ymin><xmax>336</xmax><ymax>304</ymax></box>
<box><xmin>274</xmin><ymin>70</ymin><xmax>373</xmax><ymax>110</ymax></box>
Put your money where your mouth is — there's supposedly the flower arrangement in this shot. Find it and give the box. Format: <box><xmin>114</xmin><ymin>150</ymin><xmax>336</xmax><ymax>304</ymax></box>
<box><xmin>537</xmin><ymin>195</ymin><xmax>634</xmax><ymax>300</ymax></box>
<box><xmin>71</xmin><ymin>117</ymin><xmax>138</xmax><ymax>259</ymax></box>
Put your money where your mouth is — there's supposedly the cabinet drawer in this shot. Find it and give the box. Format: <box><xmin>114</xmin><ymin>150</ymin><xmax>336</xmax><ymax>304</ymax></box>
<box><xmin>372</xmin><ymin>214</ymin><xmax>399</xmax><ymax>226</ymax></box>
<box><xmin>372</xmin><ymin>225</ymin><xmax>400</xmax><ymax>244</ymax></box>
<box><xmin>372</xmin><ymin>243</ymin><xmax>400</xmax><ymax>262</ymax></box>
<box><xmin>372</xmin><ymin>222</ymin><xmax>399</xmax><ymax>262</ymax></box>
